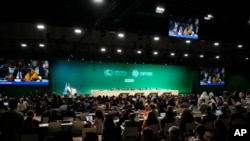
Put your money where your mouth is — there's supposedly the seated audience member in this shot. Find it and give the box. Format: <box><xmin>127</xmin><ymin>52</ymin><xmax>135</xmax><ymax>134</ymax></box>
<box><xmin>210</xmin><ymin>120</ymin><xmax>227</xmax><ymax>141</ymax></box>
<box><xmin>193</xmin><ymin>124</ymin><xmax>207</xmax><ymax>141</ymax></box>
<box><xmin>142</xmin><ymin>111</ymin><xmax>160</xmax><ymax>129</ymax></box>
<box><xmin>92</xmin><ymin>110</ymin><xmax>104</xmax><ymax>134</ymax></box>
<box><xmin>141</xmin><ymin>127</ymin><xmax>154</xmax><ymax>141</ymax></box>
<box><xmin>0</xmin><ymin>99</ymin><xmax>24</xmax><ymax>141</ymax></box>
<box><xmin>188</xmin><ymin>100</ymin><xmax>196</xmax><ymax>113</ymax></box>
<box><xmin>229</xmin><ymin>105</ymin><xmax>245</xmax><ymax>128</ymax></box>
<box><xmin>58</xmin><ymin>102</ymin><xmax>68</xmax><ymax>111</ymax></box>
<box><xmin>179</xmin><ymin>108</ymin><xmax>195</xmax><ymax>132</ymax></box>
<box><xmin>122</xmin><ymin>112</ymin><xmax>140</xmax><ymax>130</ymax></box>
<box><xmin>23</xmin><ymin>110</ymin><xmax>39</xmax><ymax>134</ymax></box>
<box><xmin>141</xmin><ymin>111</ymin><xmax>160</xmax><ymax>139</ymax></box>
<box><xmin>199</xmin><ymin>99</ymin><xmax>209</xmax><ymax>114</ymax></box>
<box><xmin>121</xmin><ymin>112</ymin><xmax>140</xmax><ymax>141</ymax></box>
<box><xmin>140</xmin><ymin>103</ymin><xmax>150</xmax><ymax>117</ymax></box>
<box><xmin>17</xmin><ymin>99</ymin><xmax>27</xmax><ymax>114</ymax></box>
<box><xmin>168</xmin><ymin>126</ymin><xmax>183</xmax><ymax>141</ymax></box>
<box><xmin>210</xmin><ymin>102</ymin><xmax>217</xmax><ymax>114</ymax></box>
<box><xmin>61</xmin><ymin>105</ymin><xmax>76</xmax><ymax>118</ymax></box>
<box><xmin>217</xmin><ymin>106</ymin><xmax>230</xmax><ymax>126</ymax></box>
<box><xmin>161</xmin><ymin>105</ymin><xmax>176</xmax><ymax>130</ymax></box>
<box><xmin>34</xmin><ymin>101</ymin><xmax>46</xmax><ymax>116</ymax></box>
<box><xmin>180</xmin><ymin>98</ymin><xmax>190</xmax><ymax>109</ymax></box>
<box><xmin>150</xmin><ymin>103</ymin><xmax>159</xmax><ymax>117</ymax></box>
<box><xmin>126</xmin><ymin>104</ymin><xmax>133</xmax><ymax>116</ymax></box>
<box><xmin>41</xmin><ymin>105</ymin><xmax>52</xmax><ymax>122</ymax></box>
<box><xmin>49</xmin><ymin>109</ymin><xmax>63</xmax><ymax>122</ymax></box>
<box><xmin>242</xmin><ymin>111</ymin><xmax>250</xmax><ymax>127</ymax></box>
<box><xmin>0</xmin><ymin>101</ymin><xmax>8</xmax><ymax>116</ymax></box>
<box><xmin>102</xmin><ymin>115</ymin><xmax>118</xmax><ymax>141</ymax></box>
<box><xmin>117</xmin><ymin>109</ymin><xmax>129</xmax><ymax>126</ymax></box>
<box><xmin>201</xmin><ymin>107</ymin><xmax>216</xmax><ymax>125</ymax></box>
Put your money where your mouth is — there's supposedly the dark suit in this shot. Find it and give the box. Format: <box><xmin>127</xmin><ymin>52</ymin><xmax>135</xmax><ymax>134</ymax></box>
<box><xmin>23</xmin><ymin>117</ymin><xmax>40</xmax><ymax>134</ymax></box>
<box><xmin>0</xmin><ymin>110</ymin><xmax>24</xmax><ymax>141</ymax></box>
<box><xmin>201</xmin><ymin>113</ymin><xmax>216</xmax><ymax>124</ymax></box>
<box><xmin>33</xmin><ymin>66</ymin><xmax>45</xmax><ymax>79</ymax></box>
<box><xmin>12</xmin><ymin>69</ymin><xmax>26</xmax><ymax>80</ymax></box>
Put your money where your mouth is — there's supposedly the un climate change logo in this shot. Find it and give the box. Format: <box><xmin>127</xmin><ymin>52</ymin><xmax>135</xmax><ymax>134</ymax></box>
<box><xmin>104</xmin><ymin>69</ymin><xmax>113</xmax><ymax>77</ymax></box>
<box><xmin>132</xmin><ymin>70</ymin><xmax>139</xmax><ymax>78</ymax></box>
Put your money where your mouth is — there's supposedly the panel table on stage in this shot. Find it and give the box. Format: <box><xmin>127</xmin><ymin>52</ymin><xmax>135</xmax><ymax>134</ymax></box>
<box><xmin>91</xmin><ymin>89</ymin><xmax>178</xmax><ymax>97</ymax></box>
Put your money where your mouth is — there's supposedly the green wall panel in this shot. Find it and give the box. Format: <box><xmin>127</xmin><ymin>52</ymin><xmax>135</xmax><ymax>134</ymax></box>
<box><xmin>50</xmin><ymin>60</ymin><xmax>194</xmax><ymax>94</ymax></box>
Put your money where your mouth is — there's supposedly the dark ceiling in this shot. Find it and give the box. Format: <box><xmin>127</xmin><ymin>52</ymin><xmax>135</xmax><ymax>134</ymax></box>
<box><xmin>0</xmin><ymin>0</ymin><xmax>250</xmax><ymax>67</ymax></box>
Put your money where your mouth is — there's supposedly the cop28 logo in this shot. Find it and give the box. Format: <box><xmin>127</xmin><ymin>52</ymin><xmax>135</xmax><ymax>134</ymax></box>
<box><xmin>104</xmin><ymin>69</ymin><xmax>113</xmax><ymax>77</ymax></box>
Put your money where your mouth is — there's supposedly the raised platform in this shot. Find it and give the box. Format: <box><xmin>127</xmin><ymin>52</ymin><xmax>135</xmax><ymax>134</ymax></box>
<box><xmin>91</xmin><ymin>89</ymin><xmax>178</xmax><ymax>97</ymax></box>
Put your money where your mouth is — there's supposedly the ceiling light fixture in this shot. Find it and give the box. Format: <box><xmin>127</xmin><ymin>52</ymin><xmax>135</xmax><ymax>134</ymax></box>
<box><xmin>39</xmin><ymin>43</ymin><xmax>45</xmax><ymax>47</ymax></box>
<box><xmin>153</xmin><ymin>51</ymin><xmax>158</xmax><ymax>55</ymax></box>
<box><xmin>93</xmin><ymin>0</ymin><xmax>103</xmax><ymax>4</ymax></box>
<box><xmin>74</xmin><ymin>29</ymin><xmax>82</xmax><ymax>34</ymax></box>
<box><xmin>37</xmin><ymin>24</ymin><xmax>45</xmax><ymax>29</ymax></box>
<box><xmin>21</xmin><ymin>43</ymin><xmax>27</xmax><ymax>47</ymax></box>
<box><xmin>117</xmin><ymin>49</ymin><xmax>122</xmax><ymax>53</ymax></box>
<box><xmin>214</xmin><ymin>42</ymin><xmax>219</xmax><ymax>46</ymax></box>
<box><xmin>100</xmin><ymin>48</ymin><xmax>106</xmax><ymax>52</ymax></box>
<box><xmin>154</xmin><ymin>36</ymin><xmax>160</xmax><ymax>41</ymax></box>
<box><xmin>237</xmin><ymin>44</ymin><xmax>243</xmax><ymax>48</ymax></box>
<box><xmin>118</xmin><ymin>33</ymin><xmax>124</xmax><ymax>38</ymax></box>
<box><xmin>156</xmin><ymin>6</ymin><xmax>165</xmax><ymax>14</ymax></box>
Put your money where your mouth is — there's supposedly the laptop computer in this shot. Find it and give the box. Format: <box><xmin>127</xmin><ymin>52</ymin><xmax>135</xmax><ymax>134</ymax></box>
<box><xmin>160</xmin><ymin>112</ymin><xmax>166</xmax><ymax>117</ymax></box>
<box><xmin>85</xmin><ymin>115</ymin><xmax>93</xmax><ymax>122</ymax></box>
<box><xmin>3</xmin><ymin>102</ymin><xmax>8</xmax><ymax>107</ymax></box>
<box><xmin>215</xmin><ymin>109</ymin><xmax>222</xmax><ymax>115</ymax></box>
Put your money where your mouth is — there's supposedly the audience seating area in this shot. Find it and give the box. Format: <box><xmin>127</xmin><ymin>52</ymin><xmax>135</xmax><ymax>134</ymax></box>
<box><xmin>0</xmin><ymin>90</ymin><xmax>250</xmax><ymax>141</ymax></box>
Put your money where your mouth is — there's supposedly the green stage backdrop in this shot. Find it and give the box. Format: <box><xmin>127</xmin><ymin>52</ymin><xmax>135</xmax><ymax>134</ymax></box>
<box><xmin>50</xmin><ymin>60</ymin><xmax>196</xmax><ymax>94</ymax></box>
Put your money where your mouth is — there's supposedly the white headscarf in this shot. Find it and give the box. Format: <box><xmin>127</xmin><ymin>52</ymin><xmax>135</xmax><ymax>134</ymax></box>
<box><xmin>198</xmin><ymin>91</ymin><xmax>209</xmax><ymax>106</ymax></box>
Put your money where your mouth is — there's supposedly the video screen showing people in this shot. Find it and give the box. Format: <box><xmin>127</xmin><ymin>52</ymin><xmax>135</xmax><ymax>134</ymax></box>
<box><xmin>168</xmin><ymin>17</ymin><xmax>199</xmax><ymax>39</ymax></box>
<box><xmin>200</xmin><ymin>67</ymin><xmax>225</xmax><ymax>86</ymax></box>
<box><xmin>0</xmin><ymin>59</ymin><xmax>49</xmax><ymax>85</ymax></box>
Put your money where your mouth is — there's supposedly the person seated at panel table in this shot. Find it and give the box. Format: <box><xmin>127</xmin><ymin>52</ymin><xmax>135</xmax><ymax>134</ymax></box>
<box><xmin>183</xmin><ymin>24</ymin><xmax>193</xmax><ymax>35</ymax></box>
<box><xmin>10</xmin><ymin>65</ymin><xmax>26</xmax><ymax>81</ymax></box>
<box><xmin>33</xmin><ymin>60</ymin><xmax>45</xmax><ymax>80</ymax></box>
<box><xmin>24</xmin><ymin>68</ymin><xmax>40</xmax><ymax>81</ymax></box>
